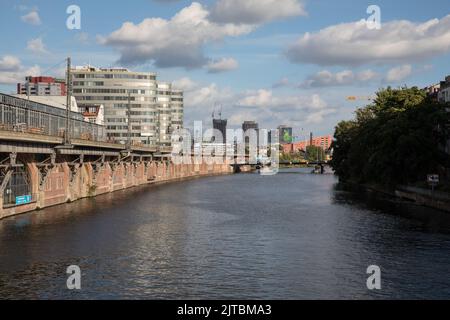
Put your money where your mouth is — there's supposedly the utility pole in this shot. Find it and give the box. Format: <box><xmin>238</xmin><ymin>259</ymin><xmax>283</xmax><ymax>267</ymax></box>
<box><xmin>26</xmin><ymin>76</ymin><xmax>30</xmax><ymax>100</ymax></box>
<box><xmin>65</xmin><ymin>57</ymin><xmax>72</xmax><ymax>145</ymax></box>
<box><xmin>127</xmin><ymin>92</ymin><xmax>132</xmax><ymax>150</ymax></box>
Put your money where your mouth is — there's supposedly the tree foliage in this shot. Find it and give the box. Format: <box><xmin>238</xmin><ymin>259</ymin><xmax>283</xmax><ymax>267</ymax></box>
<box><xmin>330</xmin><ymin>87</ymin><xmax>450</xmax><ymax>186</ymax></box>
<box><xmin>306</xmin><ymin>145</ymin><xmax>326</xmax><ymax>162</ymax></box>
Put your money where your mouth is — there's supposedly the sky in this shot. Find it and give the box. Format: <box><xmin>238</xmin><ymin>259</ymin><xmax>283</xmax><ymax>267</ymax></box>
<box><xmin>1</xmin><ymin>0</ymin><xmax>450</xmax><ymax>137</ymax></box>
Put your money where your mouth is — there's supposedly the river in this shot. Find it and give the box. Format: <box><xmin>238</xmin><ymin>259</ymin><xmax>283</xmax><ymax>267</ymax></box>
<box><xmin>1</xmin><ymin>168</ymin><xmax>450</xmax><ymax>299</ymax></box>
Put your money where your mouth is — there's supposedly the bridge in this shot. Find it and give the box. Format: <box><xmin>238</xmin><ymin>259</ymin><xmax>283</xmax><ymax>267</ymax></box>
<box><xmin>279</xmin><ymin>160</ymin><xmax>329</xmax><ymax>166</ymax></box>
<box><xmin>0</xmin><ymin>93</ymin><xmax>233</xmax><ymax>220</ymax></box>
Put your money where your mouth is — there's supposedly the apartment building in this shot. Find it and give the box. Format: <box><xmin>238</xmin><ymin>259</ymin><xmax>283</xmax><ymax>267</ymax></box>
<box><xmin>71</xmin><ymin>66</ymin><xmax>183</xmax><ymax>147</ymax></box>
<box><xmin>282</xmin><ymin>135</ymin><xmax>333</xmax><ymax>153</ymax></box>
<box><xmin>17</xmin><ymin>76</ymin><xmax>66</xmax><ymax>96</ymax></box>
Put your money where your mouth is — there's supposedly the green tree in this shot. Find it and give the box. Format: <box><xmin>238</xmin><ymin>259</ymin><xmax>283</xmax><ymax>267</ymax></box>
<box><xmin>306</xmin><ymin>145</ymin><xmax>326</xmax><ymax>162</ymax></box>
<box><xmin>331</xmin><ymin>87</ymin><xmax>449</xmax><ymax>186</ymax></box>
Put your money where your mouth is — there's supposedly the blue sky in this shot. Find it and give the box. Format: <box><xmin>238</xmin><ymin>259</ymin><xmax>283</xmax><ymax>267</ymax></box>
<box><xmin>1</xmin><ymin>0</ymin><xmax>450</xmax><ymax>136</ymax></box>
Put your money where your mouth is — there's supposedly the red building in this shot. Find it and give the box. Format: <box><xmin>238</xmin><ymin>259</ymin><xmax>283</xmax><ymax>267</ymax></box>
<box><xmin>282</xmin><ymin>135</ymin><xmax>333</xmax><ymax>153</ymax></box>
<box><xmin>17</xmin><ymin>76</ymin><xmax>66</xmax><ymax>96</ymax></box>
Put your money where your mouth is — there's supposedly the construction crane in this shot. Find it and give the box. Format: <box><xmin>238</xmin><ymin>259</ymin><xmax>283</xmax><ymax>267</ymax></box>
<box><xmin>346</xmin><ymin>96</ymin><xmax>376</xmax><ymax>102</ymax></box>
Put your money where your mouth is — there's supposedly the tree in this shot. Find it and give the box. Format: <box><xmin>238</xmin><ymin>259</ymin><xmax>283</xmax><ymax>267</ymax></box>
<box><xmin>306</xmin><ymin>145</ymin><xmax>326</xmax><ymax>162</ymax></box>
<box><xmin>331</xmin><ymin>87</ymin><xmax>449</xmax><ymax>186</ymax></box>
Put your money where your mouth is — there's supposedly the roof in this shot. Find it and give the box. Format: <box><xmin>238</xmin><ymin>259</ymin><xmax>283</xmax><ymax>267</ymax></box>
<box><xmin>13</xmin><ymin>95</ymin><xmax>78</xmax><ymax>112</ymax></box>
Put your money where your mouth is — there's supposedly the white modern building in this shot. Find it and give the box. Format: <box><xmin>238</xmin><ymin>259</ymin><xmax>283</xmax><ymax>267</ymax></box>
<box><xmin>71</xmin><ymin>66</ymin><xmax>183</xmax><ymax>147</ymax></box>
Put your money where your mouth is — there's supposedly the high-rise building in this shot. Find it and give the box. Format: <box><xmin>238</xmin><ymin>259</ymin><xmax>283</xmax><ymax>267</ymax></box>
<box><xmin>71</xmin><ymin>66</ymin><xmax>183</xmax><ymax>147</ymax></box>
<box><xmin>17</xmin><ymin>76</ymin><xmax>66</xmax><ymax>96</ymax></box>
<box><xmin>213</xmin><ymin>118</ymin><xmax>227</xmax><ymax>143</ymax></box>
<box><xmin>242</xmin><ymin>121</ymin><xmax>259</xmax><ymax>145</ymax></box>
<box><xmin>242</xmin><ymin>121</ymin><xmax>258</xmax><ymax>133</ymax></box>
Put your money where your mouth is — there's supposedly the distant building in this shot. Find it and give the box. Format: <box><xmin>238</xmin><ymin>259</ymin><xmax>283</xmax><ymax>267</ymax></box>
<box><xmin>17</xmin><ymin>76</ymin><xmax>66</xmax><ymax>96</ymax></box>
<box><xmin>242</xmin><ymin>121</ymin><xmax>258</xmax><ymax>133</ymax></box>
<box><xmin>242</xmin><ymin>121</ymin><xmax>259</xmax><ymax>145</ymax></box>
<box><xmin>282</xmin><ymin>135</ymin><xmax>333</xmax><ymax>153</ymax></box>
<box><xmin>213</xmin><ymin>118</ymin><xmax>227</xmax><ymax>143</ymax></box>
<box><xmin>80</xmin><ymin>105</ymin><xmax>105</xmax><ymax>126</ymax></box>
<box><xmin>200</xmin><ymin>143</ymin><xmax>233</xmax><ymax>157</ymax></box>
<box><xmin>278</xmin><ymin>125</ymin><xmax>293</xmax><ymax>144</ymax></box>
<box><xmin>424</xmin><ymin>83</ymin><xmax>441</xmax><ymax>102</ymax></box>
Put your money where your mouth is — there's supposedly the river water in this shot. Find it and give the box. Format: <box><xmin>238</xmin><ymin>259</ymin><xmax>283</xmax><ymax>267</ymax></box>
<box><xmin>1</xmin><ymin>168</ymin><xmax>450</xmax><ymax>299</ymax></box>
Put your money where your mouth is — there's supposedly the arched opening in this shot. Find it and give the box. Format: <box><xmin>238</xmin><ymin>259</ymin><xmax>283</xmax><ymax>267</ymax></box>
<box><xmin>3</xmin><ymin>166</ymin><xmax>32</xmax><ymax>207</ymax></box>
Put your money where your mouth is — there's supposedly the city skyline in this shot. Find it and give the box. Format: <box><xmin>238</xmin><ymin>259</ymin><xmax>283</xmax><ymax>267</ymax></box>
<box><xmin>1</xmin><ymin>0</ymin><xmax>450</xmax><ymax>136</ymax></box>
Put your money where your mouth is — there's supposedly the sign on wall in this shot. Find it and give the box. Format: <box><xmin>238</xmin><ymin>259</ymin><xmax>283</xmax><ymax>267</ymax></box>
<box><xmin>16</xmin><ymin>195</ymin><xmax>32</xmax><ymax>205</ymax></box>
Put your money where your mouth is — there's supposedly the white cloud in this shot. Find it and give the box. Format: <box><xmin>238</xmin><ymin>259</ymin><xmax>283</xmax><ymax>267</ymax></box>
<box><xmin>357</xmin><ymin>69</ymin><xmax>379</xmax><ymax>82</ymax></box>
<box><xmin>26</xmin><ymin>37</ymin><xmax>47</xmax><ymax>54</ymax></box>
<box><xmin>286</xmin><ymin>15</ymin><xmax>450</xmax><ymax>66</ymax></box>
<box><xmin>385</xmin><ymin>65</ymin><xmax>413</xmax><ymax>83</ymax></box>
<box><xmin>21</xmin><ymin>10</ymin><xmax>41</xmax><ymax>26</ymax></box>
<box><xmin>235</xmin><ymin>89</ymin><xmax>335</xmax><ymax>125</ymax></box>
<box><xmin>0</xmin><ymin>55</ymin><xmax>41</xmax><ymax>85</ymax></box>
<box><xmin>237</xmin><ymin>89</ymin><xmax>327</xmax><ymax>110</ymax></box>
<box><xmin>207</xmin><ymin>57</ymin><xmax>239</xmax><ymax>73</ymax></box>
<box><xmin>273</xmin><ymin>77</ymin><xmax>290</xmax><ymax>88</ymax></box>
<box><xmin>75</xmin><ymin>32</ymin><xmax>90</xmax><ymax>45</ymax></box>
<box><xmin>210</xmin><ymin>0</ymin><xmax>306</xmax><ymax>24</ymax></box>
<box><xmin>305</xmin><ymin>109</ymin><xmax>336</xmax><ymax>124</ymax></box>
<box><xmin>301</xmin><ymin>69</ymin><xmax>379</xmax><ymax>88</ymax></box>
<box><xmin>172</xmin><ymin>77</ymin><xmax>198</xmax><ymax>91</ymax></box>
<box><xmin>99</xmin><ymin>2</ymin><xmax>254</xmax><ymax>68</ymax></box>
<box><xmin>179</xmin><ymin>80</ymin><xmax>335</xmax><ymax>128</ymax></box>
<box><xmin>0</xmin><ymin>56</ymin><xmax>22</xmax><ymax>72</ymax></box>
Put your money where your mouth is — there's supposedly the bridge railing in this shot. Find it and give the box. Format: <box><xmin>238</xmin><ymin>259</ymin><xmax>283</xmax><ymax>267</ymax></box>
<box><xmin>0</xmin><ymin>93</ymin><xmax>106</xmax><ymax>142</ymax></box>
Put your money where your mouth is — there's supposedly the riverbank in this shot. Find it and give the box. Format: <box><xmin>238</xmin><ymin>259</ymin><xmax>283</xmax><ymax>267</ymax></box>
<box><xmin>0</xmin><ymin>161</ymin><xmax>241</xmax><ymax>221</ymax></box>
<box><xmin>340</xmin><ymin>180</ymin><xmax>450</xmax><ymax>213</ymax></box>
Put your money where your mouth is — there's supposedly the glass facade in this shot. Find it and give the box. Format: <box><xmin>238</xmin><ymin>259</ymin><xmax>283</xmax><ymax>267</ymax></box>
<box><xmin>71</xmin><ymin>67</ymin><xmax>183</xmax><ymax>147</ymax></box>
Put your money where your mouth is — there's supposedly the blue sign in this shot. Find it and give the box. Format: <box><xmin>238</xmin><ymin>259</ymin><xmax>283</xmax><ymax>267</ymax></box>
<box><xmin>16</xmin><ymin>195</ymin><xmax>32</xmax><ymax>205</ymax></box>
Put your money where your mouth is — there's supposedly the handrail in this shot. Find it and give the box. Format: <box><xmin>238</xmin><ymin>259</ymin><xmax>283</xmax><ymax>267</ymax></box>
<box><xmin>0</xmin><ymin>93</ymin><xmax>106</xmax><ymax>142</ymax></box>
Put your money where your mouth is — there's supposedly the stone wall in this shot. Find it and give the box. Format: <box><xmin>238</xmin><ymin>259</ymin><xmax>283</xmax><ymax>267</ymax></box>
<box><xmin>0</xmin><ymin>160</ymin><xmax>233</xmax><ymax>220</ymax></box>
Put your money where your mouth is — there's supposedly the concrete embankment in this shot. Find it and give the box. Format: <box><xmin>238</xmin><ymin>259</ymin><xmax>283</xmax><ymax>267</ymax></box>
<box><xmin>395</xmin><ymin>186</ymin><xmax>450</xmax><ymax>213</ymax></box>
<box><xmin>341</xmin><ymin>180</ymin><xmax>450</xmax><ymax>213</ymax></box>
<box><xmin>0</xmin><ymin>161</ymin><xmax>239</xmax><ymax>220</ymax></box>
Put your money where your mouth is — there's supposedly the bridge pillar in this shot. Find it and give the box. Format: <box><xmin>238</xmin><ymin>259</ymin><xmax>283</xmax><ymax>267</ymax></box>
<box><xmin>92</xmin><ymin>162</ymin><xmax>112</xmax><ymax>196</ymax></box>
<box><xmin>111</xmin><ymin>163</ymin><xmax>125</xmax><ymax>192</ymax></box>
<box><xmin>37</xmin><ymin>163</ymin><xmax>70</xmax><ymax>208</ymax></box>
<box><xmin>135</xmin><ymin>162</ymin><xmax>146</xmax><ymax>185</ymax></box>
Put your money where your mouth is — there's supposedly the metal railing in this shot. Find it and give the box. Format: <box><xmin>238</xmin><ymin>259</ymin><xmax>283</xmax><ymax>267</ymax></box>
<box><xmin>0</xmin><ymin>93</ymin><xmax>106</xmax><ymax>142</ymax></box>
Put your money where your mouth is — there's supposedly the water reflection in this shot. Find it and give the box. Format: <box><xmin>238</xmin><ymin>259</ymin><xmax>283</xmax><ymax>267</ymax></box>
<box><xmin>1</xmin><ymin>169</ymin><xmax>450</xmax><ymax>299</ymax></box>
